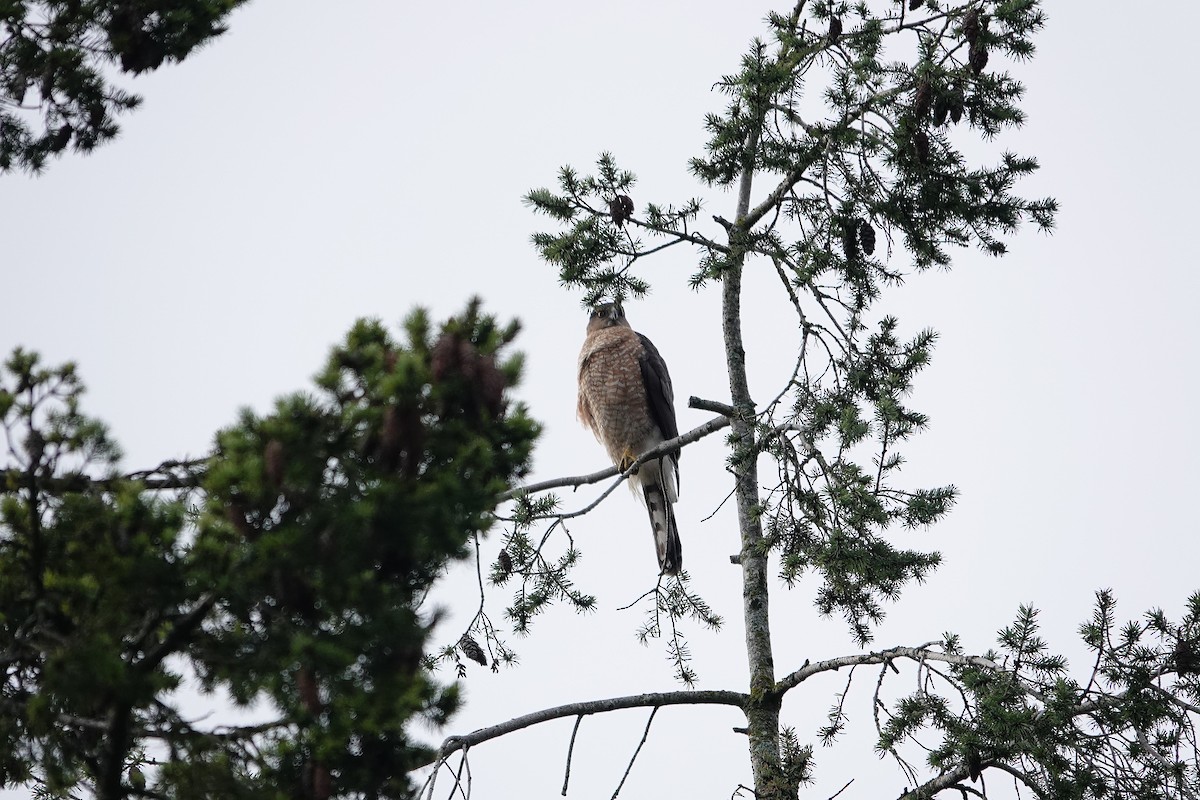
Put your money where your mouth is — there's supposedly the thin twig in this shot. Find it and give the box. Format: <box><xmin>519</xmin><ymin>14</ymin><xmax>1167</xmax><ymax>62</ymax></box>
<box><xmin>827</xmin><ymin>779</ymin><xmax>854</xmax><ymax>800</ymax></box>
<box><xmin>611</xmin><ymin>707</ymin><xmax>659</xmax><ymax>799</ymax></box>
<box><xmin>447</xmin><ymin>748</ymin><xmax>470</xmax><ymax>800</ymax></box>
<box><xmin>561</xmin><ymin>714</ymin><xmax>584</xmax><ymax>796</ymax></box>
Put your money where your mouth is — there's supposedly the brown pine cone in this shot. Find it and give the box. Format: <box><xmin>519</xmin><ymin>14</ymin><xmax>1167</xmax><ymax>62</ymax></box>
<box><xmin>913</xmin><ymin>79</ymin><xmax>932</xmax><ymax>120</ymax></box>
<box><xmin>840</xmin><ymin>220</ymin><xmax>858</xmax><ymax>262</ymax></box>
<box><xmin>932</xmin><ymin>94</ymin><xmax>951</xmax><ymax>126</ymax></box>
<box><xmin>827</xmin><ymin>16</ymin><xmax>843</xmax><ymax>44</ymax></box>
<box><xmin>609</xmin><ymin>194</ymin><xmax>634</xmax><ymax>227</ymax></box>
<box><xmin>962</xmin><ymin>8</ymin><xmax>981</xmax><ymax>44</ymax></box>
<box><xmin>969</xmin><ymin>40</ymin><xmax>988</xmax><ymax>74</ymax></box>
<box><xmin>912</xmin><ymin>129</ymin><xmax>930</xmax><ymax>165</ymax></box>
<box><xmin>458</xmin><ymin>634</ymin><xmax>488</xmax><ymax>666</ymax></box>
<box><xmin>857</xmin><ymin>220</ymin><xmax>877</xmax><ymax>256</ymax></box>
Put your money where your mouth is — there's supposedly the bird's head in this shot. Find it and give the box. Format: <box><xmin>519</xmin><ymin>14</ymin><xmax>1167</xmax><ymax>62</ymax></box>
<box><xmin>586</xmin><ymin>302</ymin><xmax>629</xmax><ymax>333</ymax></box>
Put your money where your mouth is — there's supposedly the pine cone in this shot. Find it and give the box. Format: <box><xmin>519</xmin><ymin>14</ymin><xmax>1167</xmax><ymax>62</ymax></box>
<box><xmin>264</xmin><ymin>439</ymin><xmax>285</xmax><ymax>490</ymax></box>
<box><xmin>430</xmin><ymin>332</ymin><xmax>472</xmax><ymax>384</ymax></box>
<box><xmin>962</xmin><ymin>8</ymin><xmax>981</xmax><ymax>44</ymax></box>
<box><xmin>497</xmin><ymin>548</ymin><xmax>513</xmax><ymax>576</ymax></box>
<box><xmin>967</xmin><ymin>748</ymin><xmax>983</xmax><ymax>782</ymax></box>
<box><xmin>827</xmin><ymin>16</ymin><xmax>843</xmax><ymax>44</ymax></box>
<box><xmin>1175</xmin><ymin>635</ymin><xmax>1200</xmax><ymax>675</ymax></box>
<box><xmin>857</xmin><ymin>219</ymin><xmax>876</xmax><ymax>256</ymax></box>
<box><xmin>932</xmin><ymin>93</ymin><xmax>951</xmax><ymax>126</ymax></box>
<box><xmin>913</xmin><ymin>79</ymin><xmax>932</xmax><ymax>120</ymax></box>
<box><xmin>51</xmin><ymin>124</ymin><xmax>72</xmax><ymax>152</ymax></box>
<box><xmin>609</xmin><ymin>194</ymin><xmax>634</xmax><ymax>227</ymax></box>
<box><xmin>840</xmin><ymin>220</ymin><xmax>858</xmax><ymax>262</ymax></box>
<box><xmin>911</xmin><ymin>129</ymin><xmax>930</xmax><ymax>165</ymax></box>
<box><xmin>949</xmin><ymin>96</ymin><xmax>964</xmax><ymax>125</ymax></box>
<box><xmin>458</xmin><ymin>634</ymin><xmax>488</xmax><ymax>666</ymax></box>
<box><xmin>475</xmin><ymin>354</ymin><xmax>507</xmax><ymax>418</ymax></box>
<box><xmin>969</xmin><ymin>40</ymin><xmax>988</xmax><ymax>74</ymax></box>
<box><xmin>378</xmin><ymin>405</ymin><xmax>402</xmax><ymax>471</ymax></box>
<box><xmin>430</xmin><ymin>333</ymin><xmax>507</xmax><ymax>418</ymax></box>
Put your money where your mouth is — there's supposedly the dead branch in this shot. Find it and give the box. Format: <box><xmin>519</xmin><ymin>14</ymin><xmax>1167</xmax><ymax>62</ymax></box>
<box><xmin>427</xmin><ymin>689</ymin><xmax>747</xmax><ymax>767</ymax></box>
<box><xmin>775</xmin><ymin>644</ymin><xmax>1004</xmax><ymax>694</ymax></box>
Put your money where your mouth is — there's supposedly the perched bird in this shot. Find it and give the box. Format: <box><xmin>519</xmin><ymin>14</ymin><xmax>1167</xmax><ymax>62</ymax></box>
<box><xmin>577</xmin><ymin>302</ymin><xmax>682</xmax><ymax>574</ymax></box>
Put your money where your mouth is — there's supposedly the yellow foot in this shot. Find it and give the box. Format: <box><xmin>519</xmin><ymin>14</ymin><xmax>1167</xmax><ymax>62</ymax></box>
<box><xmin>618</xmin><ymin>448</ymin><xmax>638</xmax><ymax>473</ymax></box>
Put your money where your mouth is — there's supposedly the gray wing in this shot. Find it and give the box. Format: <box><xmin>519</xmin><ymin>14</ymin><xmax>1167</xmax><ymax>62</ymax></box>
<box><xmin>636</xmin><ymin>332</ymin><xmax>680</xmax><ymax>473</ymax></box>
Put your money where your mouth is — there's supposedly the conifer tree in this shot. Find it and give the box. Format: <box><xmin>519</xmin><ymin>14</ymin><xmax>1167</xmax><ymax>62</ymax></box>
<box><xmin>424</xmin><ymin>2</ymin><xmax>1198</xmax><ymax>798</ymax></box>
<box><xmin>0</xmin><ymin>302</ymin><xmax>539</xmax><ymax>798</ymax></box>
<box><xmin>0</xmin><ymin>0</ymin><xmax>247</xmax><ymax>173</ymax></box>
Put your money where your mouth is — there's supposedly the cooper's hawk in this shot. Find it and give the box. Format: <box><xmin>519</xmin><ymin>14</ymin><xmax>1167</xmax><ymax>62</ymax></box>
<box><xmin>577</xmin><ymin>302</ymin><xmax>681</xmax><ymax>574</ymax></box>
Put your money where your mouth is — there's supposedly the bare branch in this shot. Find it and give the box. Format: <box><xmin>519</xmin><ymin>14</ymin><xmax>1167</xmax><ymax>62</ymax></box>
<box><xmin>499</xmin><ymin>413</ymin><xmax>730</xmax><ymax>501</ymax></box>
<box><xmin>1</xmin><ymin>456</ymin><xmax>206</xmax><ymax>493</ymax></box>
<box><xmin>689</xmin><ymin>397</ymin><xmax>738</xmax><ymax>417</ymax></box>
<box><xmin>776</xmin><ymin>644</ymin><xmax>1002</xmax><ymax>695</ymax></box>
<box><xmin>903</xmin><ymin>764</ymin><xmax>974</xmax><ymax>799</ymax></box>
<box><xmin>429</xmin><ymin>690</ymin><xmax>747</xmax><ymax>766</ymax></box>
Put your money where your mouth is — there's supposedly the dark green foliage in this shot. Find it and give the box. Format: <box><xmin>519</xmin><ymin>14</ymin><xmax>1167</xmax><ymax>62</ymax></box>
<box><xmin>0</xmin><ymin>0</ymin><xmax>246</xmax><ymax>173</ymax></box>
<box><xmin>778</xmin><ymin>726</ymin><xmax>814</xmax><ymax>793</ymax></box>
<box><xmin>188</xmin><ymin>301</ymin><xmax>538</xmax><ymax>798</ymax></box>
<box><xmin>0</xmin><ymin>349</ymin><xmax>192</xmax><ymax>799</ymax></box>
<box><xmin>870</xmin><ymin>596</ymin><xmax>1200</xmax><ymax>799</ymax></box>
<box><xmin>769</xmin><ymin>317</ymin><xmax>951</xmax><ymax>643</ymax></box>
<box><xmin>0</xmin><ymin>300</ymin><xmax>539</xmax><ymax>798</ymax></box>
<box><xmin>493</xmin><ymin>493</ymin><xmax>597</xmax><ymax>635</ymax></box>
<box><xmin>525</xmin><ymin>154</ymin><xmax>706</xmax><ymax>306</ymax></box>
<box><xmin>634</xmin><ymin>572</ymin><xmax>724</xmax><ymax>686</ymax></box>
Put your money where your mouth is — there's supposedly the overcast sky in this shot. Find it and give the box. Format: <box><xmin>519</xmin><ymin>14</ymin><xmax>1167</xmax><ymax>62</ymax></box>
<box><xmin>3</xmin><ymin>2</ymin><xmax>1199</xmax><ymax>798</ymax></box>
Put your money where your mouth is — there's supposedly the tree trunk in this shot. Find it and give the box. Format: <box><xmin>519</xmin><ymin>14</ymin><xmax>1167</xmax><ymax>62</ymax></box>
<box><xmin>725</xmin><ymin>132</ymin><xmax>784</xmax><ymax>799</ymax></box>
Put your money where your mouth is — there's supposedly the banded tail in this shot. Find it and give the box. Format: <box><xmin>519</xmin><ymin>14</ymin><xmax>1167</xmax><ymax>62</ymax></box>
<box><xmin>642</xmin><ymin>483</ymin><xmax>682</xmax><ymax>575</ymax></box>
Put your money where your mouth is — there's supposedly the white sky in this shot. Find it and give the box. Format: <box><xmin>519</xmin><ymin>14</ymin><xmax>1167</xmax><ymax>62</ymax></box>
<box><xmin>2</xmin><ymin>2</ymin><xmax>1199</xmax><ymax>798</ymax></box>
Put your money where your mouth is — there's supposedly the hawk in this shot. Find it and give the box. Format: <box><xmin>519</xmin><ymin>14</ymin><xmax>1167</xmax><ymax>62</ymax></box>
<box><xmin>577</xmin><ymin>302</ymin><xmax>682</xmax><ymax>574</ymax></box>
